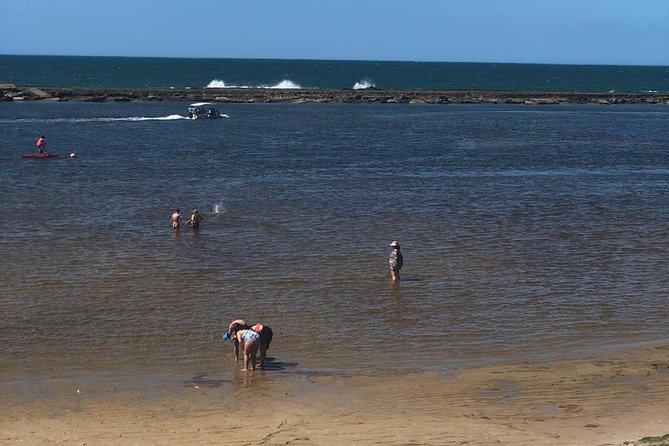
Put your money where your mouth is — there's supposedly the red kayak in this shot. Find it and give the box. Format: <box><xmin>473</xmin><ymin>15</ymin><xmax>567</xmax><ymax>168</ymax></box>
<box><xmin>22</xmin><ymin>152</ymin><xmax>60</xmax><ymax>159</ymax></box>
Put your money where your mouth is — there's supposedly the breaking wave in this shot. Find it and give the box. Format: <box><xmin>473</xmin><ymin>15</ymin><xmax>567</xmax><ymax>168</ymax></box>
<box><xmin>353</xmin><ymin>79</ymin><xmax>376</xmax><ymax>90</ymax></box>
<box><xmin>206</xmin><ymin>79</ymin><xmax>302</xmax><ymax>89</ymax></box>
<box><xmin>212</xmin><ymin>202</ymin><xmax>226</xmax><ymax>215</ymax></box>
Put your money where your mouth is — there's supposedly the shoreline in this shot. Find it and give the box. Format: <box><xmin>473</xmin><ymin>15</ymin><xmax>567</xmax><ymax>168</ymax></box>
<box><xmin>2</xmin><ymin>84</ymin><xmax>669</xmax><ymax>105</ymax></box>
<box><xmin>3</xmin><ymin>342</ymin><xmax>669</xmax><ymax>445</ymax></box>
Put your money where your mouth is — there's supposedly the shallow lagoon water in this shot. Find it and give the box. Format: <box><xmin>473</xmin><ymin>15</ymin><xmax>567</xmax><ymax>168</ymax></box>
<box><xmin>1</xmin><ymin>102</ymin><xmax>669</xmax><ymax>381</ymax></box>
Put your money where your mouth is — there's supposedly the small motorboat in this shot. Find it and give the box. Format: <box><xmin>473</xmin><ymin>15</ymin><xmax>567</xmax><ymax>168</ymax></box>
<box><xmin>187</xmin><ymin>102</ymin><xmax>227</xmax><ymax>120</ymax></box>
<box><xmin>22</xmin><ymin>152</ymin><xmax>60</xmax><ymax>159</ymax></box>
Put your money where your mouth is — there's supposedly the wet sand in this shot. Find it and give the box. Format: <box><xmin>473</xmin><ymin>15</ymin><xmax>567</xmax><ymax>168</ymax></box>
<box><xmin>3</xmin><ymin>343</ymin><xmax>669</xmax><ymax>445</ymax></box>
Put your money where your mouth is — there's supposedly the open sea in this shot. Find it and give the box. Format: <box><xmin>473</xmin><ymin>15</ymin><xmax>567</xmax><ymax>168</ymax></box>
<box><xmin>1</xmin><ymin>55</ymin><xmax>668</xmax><ymax>92</ymax></box>
<box><xmin>1</xmin><ymin>56</ymin><xmax>669</xmax><ymax>386</ymax></box>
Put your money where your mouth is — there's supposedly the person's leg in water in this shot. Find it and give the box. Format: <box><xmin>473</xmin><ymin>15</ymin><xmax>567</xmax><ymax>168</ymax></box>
<box><xmin>258</xmin><ymin>344</ymin><xmax>267</xmax><ymax>369</ymax></box>
<box><xmin>258</xmin><ymin>326</ymin><xmax>273</xmax><ymax>369</ymax></box>
<box><xmin>243</xmin><ymin>340</ymin><xmax>259</xmax><ymax>371</ymax></box>
<box><xmin>390</xmin><ymin>267</ymin><xmax>400</xmax><ymax>282</ymax></box>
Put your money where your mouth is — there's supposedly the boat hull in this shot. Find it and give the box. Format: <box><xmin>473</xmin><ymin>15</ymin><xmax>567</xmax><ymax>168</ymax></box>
<box><xmin>22</xmin><ymin>152</ymin><xmax>60</xmax><ymax>159</ymax></box>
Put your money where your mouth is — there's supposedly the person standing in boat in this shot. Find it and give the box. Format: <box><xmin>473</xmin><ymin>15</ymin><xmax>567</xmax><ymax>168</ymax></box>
<box><xmin>36</xmin><ymin>135</ymin><xmax>46</xmax><ymax>154</ymax></box>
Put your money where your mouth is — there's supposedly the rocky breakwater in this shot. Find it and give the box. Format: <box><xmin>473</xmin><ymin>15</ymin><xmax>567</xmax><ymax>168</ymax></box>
<box><xmin>1</xmin><ymin>84</ymin><xmax>669</xmax><ymax>105</ymax></box>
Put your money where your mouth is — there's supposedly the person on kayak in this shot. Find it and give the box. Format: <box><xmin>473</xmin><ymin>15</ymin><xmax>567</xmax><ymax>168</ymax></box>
<box><xmin>36</xmin><ymin>136</ymin><xmax>46</xmax><ymax>154</ymax></box>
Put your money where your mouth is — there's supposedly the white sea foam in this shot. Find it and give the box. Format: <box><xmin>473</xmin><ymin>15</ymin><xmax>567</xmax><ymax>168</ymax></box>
<box><xmin>206</xmin><ymin>79</ymin><xmax>302</xmax><ymax>89</ymax></box>
<box><xmin>206</xmin><ymin>79</ymin><xmax>231</xmax><ymax>88</ymax></box>
<box><xmin>0</xmin><ymin>115</ymin><xmax>189</xmax><ymax>124</ymax></box>
<box><xmin>269</xmin><ymin>79</ymin><xmax>301</xmax><ymax>89</ymax></box>
<box><xmin>353</xmin><ymin>79</ymin><xmax>375</xmax><ymax>90</ymax></box>
<box><xmin>115</xmin><ymin>114</ymin><xmax>187</xmax><ymax>122</ymax></box>
<box><xmin>212</xmin><ymin>203</ymin><xmax>226</xmax><ymax>215</ymax></box>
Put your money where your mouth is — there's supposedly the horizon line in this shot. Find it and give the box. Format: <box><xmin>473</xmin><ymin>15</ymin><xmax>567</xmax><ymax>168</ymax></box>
<box><xmin>2</xmin><ymin>53</ymin><xmax>668</xmax><ymax>69</ymax></box>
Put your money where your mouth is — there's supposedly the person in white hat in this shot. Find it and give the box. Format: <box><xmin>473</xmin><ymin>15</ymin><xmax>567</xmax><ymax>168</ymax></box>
<box><xmin>389</xmin><ymin>241</ymin><xmax>403</xmax><ymax>281</ymax></box>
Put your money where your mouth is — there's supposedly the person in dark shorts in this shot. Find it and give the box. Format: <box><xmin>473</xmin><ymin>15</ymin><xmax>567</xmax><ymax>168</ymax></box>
<box><xmin>251</xmin><ymin>322</ymin><xmax>273</xmax><ymax>370</ymax></box>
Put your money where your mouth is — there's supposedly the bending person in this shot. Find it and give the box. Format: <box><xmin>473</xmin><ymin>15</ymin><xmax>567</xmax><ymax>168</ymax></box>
<box><xmin>225</xmin><ymin>319</ymin><xmax>250</xmax><ymax>361</ymax></box>
<box><xmin>223</xmin><ymin>319</ymin><xmax>273</xmax><ymax>369</ymax></box>
<box><xmin>235</xmin><ymin>328</ymin><xmax>260</xmax><ymax>371</ymax></box>
<box><xmin>251</xmin><ymin>322</ymin><xmax>273</xmax><ymax>370</ymax></box>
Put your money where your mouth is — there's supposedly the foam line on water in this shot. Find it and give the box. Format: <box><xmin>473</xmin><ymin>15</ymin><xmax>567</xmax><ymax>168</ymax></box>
<box><xmin>206</xmin><ymin>79</ymin><xmax>302</xmax><ymax>89</ymax></box>
<box><xmin>0</xmin><ymin>115</ymin><xmax>189</xmax><ymax>123</ymax></box>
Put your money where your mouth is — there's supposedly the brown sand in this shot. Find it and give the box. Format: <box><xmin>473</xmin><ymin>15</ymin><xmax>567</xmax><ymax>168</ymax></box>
<box><xmin>3</xmin><ymin>343</ymin><xmax>669</xmax><ymax>445</ymax></box>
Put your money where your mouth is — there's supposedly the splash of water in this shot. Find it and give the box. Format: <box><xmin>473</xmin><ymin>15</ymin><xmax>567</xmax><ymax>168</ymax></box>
<box><xmin>212</xmin><ymin>203</ymin><xmax>226</xmax><ymax>215</ymax></box>
<box><xmin>353</xmin><ymin>79</ymin><xmax>375</xmax><ymax>90</ymax></box>
<box><xmin>269</xmin><ymin>79</ymin><xmax>301</xmax><ymax>89</ymax></box>
<box><xmin>206</xmin><ymin>79</ymin><xmax>231</xmax><ymax>88</ymax></box>
<box><xmin>206</xmin><ymin>79</ymin><xmax>302</xmax><ymax>89</ymax></box>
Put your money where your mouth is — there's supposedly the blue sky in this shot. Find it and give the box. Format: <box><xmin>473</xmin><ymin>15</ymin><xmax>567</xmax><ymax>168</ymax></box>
<box><xmin>2</xmin><ymin>0</ymin><xmax>668</xmax><ymax>65</ymax></box>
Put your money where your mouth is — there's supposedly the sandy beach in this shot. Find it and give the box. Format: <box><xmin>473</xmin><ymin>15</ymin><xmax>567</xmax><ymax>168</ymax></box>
<box><xmin>3</xmin><ymin>342</ymin><xmax>669</xmax><ymax>445</ymax></box>
<box><xmin>4</xmin><ymin>2</ymin><xmax>669</xmax><ymax>444</ymax></box>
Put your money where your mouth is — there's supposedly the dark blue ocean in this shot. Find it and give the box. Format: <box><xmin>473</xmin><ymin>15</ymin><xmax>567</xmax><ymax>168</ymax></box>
<box><xmin>1</xmin><ymin>54</ymin><xmax>668</xmax><ymax>92</ymax></box>
<box><xmin>2</xmin><ymin>100</ymin><xmax>669</xmax><ymax>385</ymax></box>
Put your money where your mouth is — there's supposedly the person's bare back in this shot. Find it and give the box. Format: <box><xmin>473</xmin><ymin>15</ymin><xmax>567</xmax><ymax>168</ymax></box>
<box><xmin>171</xmin><ymin>209</ymin><xmax>181</xmax><ymax>230</ymax></box>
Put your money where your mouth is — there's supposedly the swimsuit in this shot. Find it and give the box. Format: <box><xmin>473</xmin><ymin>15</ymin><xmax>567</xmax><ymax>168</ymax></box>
<box><xmin>241</xmin><ymin>330</ymin><xmax>260</xmax><ymax>343</ymax></box>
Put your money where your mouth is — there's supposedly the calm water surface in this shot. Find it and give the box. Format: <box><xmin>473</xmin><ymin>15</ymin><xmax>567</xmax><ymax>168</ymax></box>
<box><xmin>1</xmin><ymin>102</ymin><xmax>669</xmax><ymax>379</ymax></box>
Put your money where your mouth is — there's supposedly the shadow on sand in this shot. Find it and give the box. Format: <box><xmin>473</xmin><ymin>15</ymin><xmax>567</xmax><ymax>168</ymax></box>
<box><xmin>261</xmin><ymin>357</ymin><xmax>298</xmax><ymax>372</ymax></box>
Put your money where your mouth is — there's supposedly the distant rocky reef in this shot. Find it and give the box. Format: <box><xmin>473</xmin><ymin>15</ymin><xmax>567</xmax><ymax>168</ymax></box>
<box><xmin>1</xmin><ymin>84</ymin><xmax>668</xmax><ymax>105</ymax></box>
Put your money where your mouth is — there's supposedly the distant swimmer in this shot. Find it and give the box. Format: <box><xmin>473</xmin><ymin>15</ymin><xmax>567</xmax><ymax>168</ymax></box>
<box><xmin>389</xmin><ymin>240</ymin><xmax>403</xmax><ymax>282</ymax></box>
<box><xmin>186</xmin><ymin>208</ymin><xmax>204</xmax><ymax>230</ymax></box>
<box><xmin>36</xmin><ymin>135</ymin><xmax>46</xmax><ymax>154</ymax></box>
<box><xmin>171</xmin><ymin>209</ymin><xmax>181</xmax><ymax>230</ymax></box>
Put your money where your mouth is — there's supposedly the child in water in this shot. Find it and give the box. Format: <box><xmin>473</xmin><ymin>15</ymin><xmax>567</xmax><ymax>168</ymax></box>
<box><xmin>235</xmin><ymin>328</ymin><xmax>260</xmax><ymax>371</ymax></box>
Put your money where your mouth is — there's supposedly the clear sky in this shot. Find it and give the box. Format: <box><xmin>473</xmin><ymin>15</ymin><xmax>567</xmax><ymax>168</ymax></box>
<box><xmin>2</xmin><ymin>0</ymin><xmax>668</xmax><ymax>65</ymax></box>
